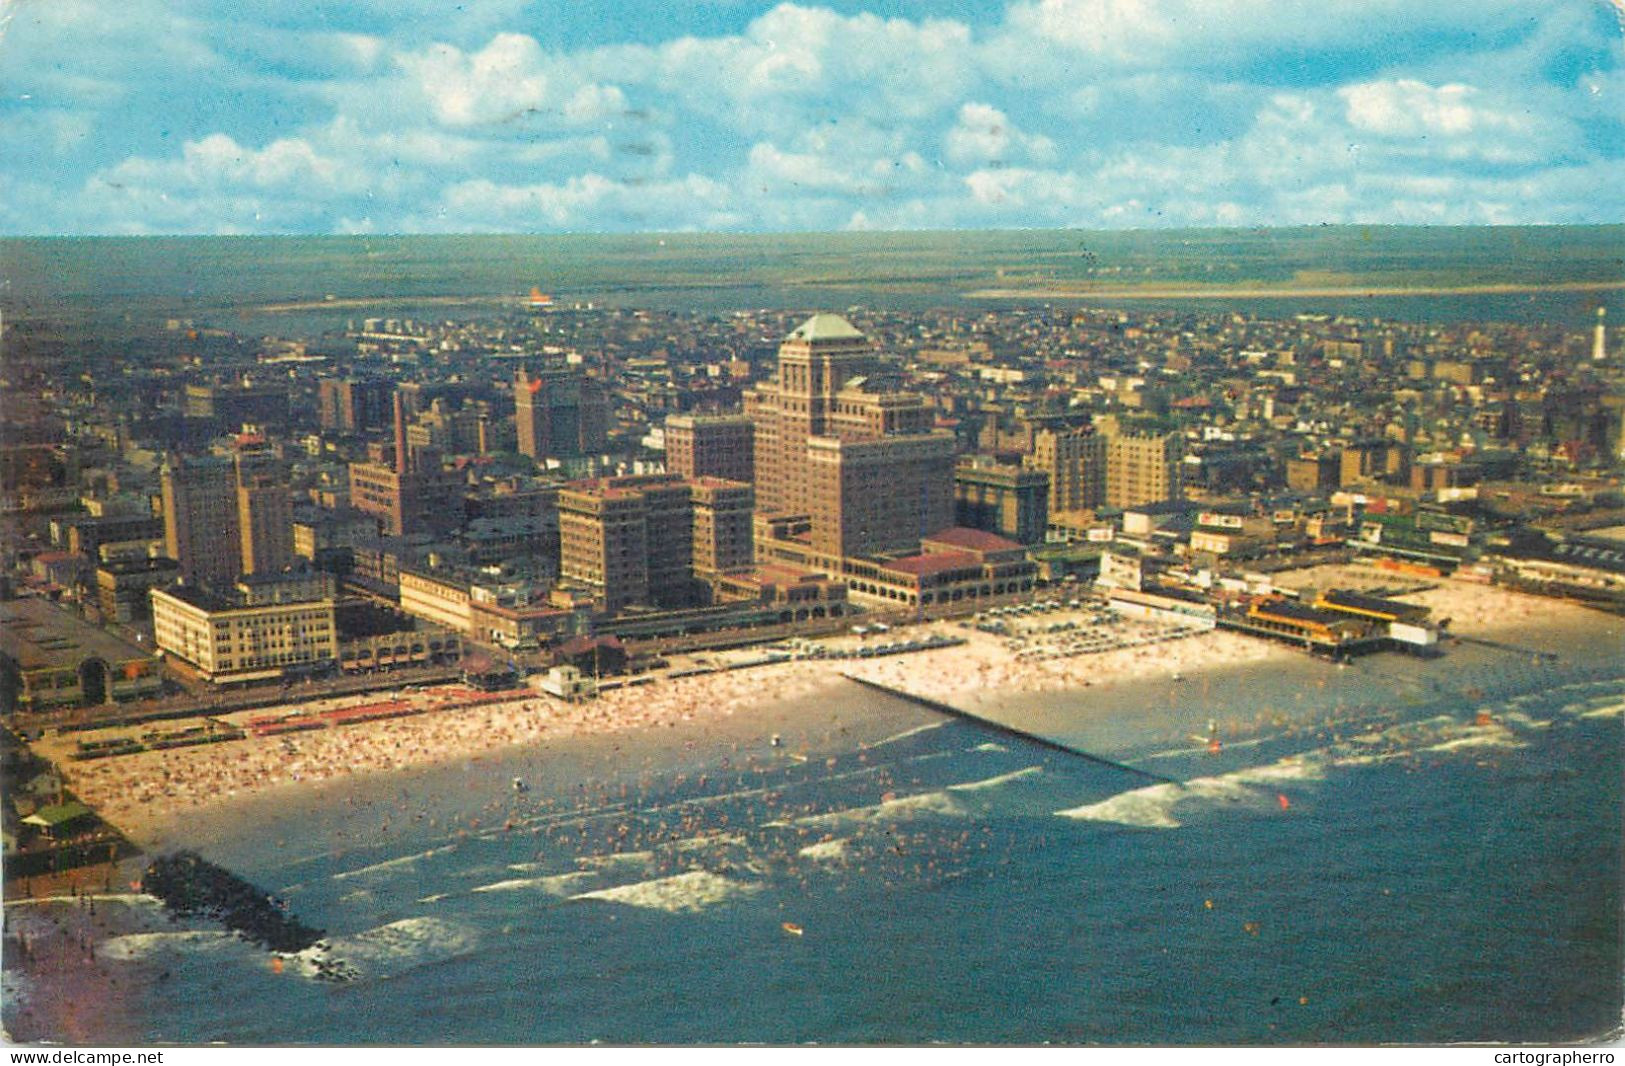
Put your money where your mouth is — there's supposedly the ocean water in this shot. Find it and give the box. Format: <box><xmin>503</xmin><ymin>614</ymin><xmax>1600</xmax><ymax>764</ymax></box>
<box><xmin>5</xmin><ymin>634</ymin><xmax>1621</xmax><ymax>1046</ymax></box>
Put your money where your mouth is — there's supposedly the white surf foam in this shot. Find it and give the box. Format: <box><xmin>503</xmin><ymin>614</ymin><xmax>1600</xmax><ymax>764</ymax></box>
<box><xmin>98</xmin><ymin>930</ymin><xmax>245</xmax><ymax>962</ymax></box>
<box><xmin>1498</xmin><ymin>711</ymin><xmax>1552</xmax><ymax>730</ymax></box>
<box><xmin>791</xmin><ymin>763</ymin><xmax>1051</xmax><ymax>831</ymax></box>
<box><xmin>1055</xmin><ymin>775</ymin><xmax>1256</xmax><ymax>830</ymax></box>
<box><xmin>797</xmin><ymin>838</ymin><xmax>850</xmax><ymax>862</ymax></box>
<box><xmin>571</xmin><ymin>869</ymin><xmax>763</xmax><ymax>914</ymax></box>
<box><xmin>332</xmin><ymin>844</ymin><xmax>458</xmax><ymax>881</ymax></box>
<box><xmin>319</xmin><ymin>917</ymin><xmax>479</xmax><ymax>979</ymax></box>
<box><xmin>673</xmin><ymin>832</ymin><xmax>747</xmax><ymax>853</ymax></box>
<box><xmin>1228</xmin><ymin>755</ymin><xmax>1325</xmax><ymax>785</ymax></box>
<box><xmin>947</xmin><ymin>765</ymin><xmax>1044</xmax><ymax>792</ymax></box>
<box><xmin>794</xmin><ymin>788</ymin><xmax>967</xmax><ymax>830</ymax></box>
<box><xmin>576</xmin><ymin>851</ymin><xmax>656</xmax><ymax>874</ymax></box>
<box><xmin>868</xmin><ymin>721</ymin><xmax>947</xmax><ymax>748</ymax></box>
<box><xmin>969</xmin><ymin>742</ymin><xmax>1008</xmax><ymax>753</ymax></box>
<box><xmin>1552</xmin><ymin>685</ymin><xmax>1625</xmax><ymax>720</ymax></box>
<box><xmin>1419</xmin><ymin>730</ymin><xmax>1527</xmax><ymax>753</ymax></box>
<box><xmin>471</xmin><ymin>871</ymin><xmax>600</xmax><ymax>896</ymax></box>
<box><xmin>3</xmin><ymin>893</ymin><xmax>162</xmax><ymax>911</ymax></box>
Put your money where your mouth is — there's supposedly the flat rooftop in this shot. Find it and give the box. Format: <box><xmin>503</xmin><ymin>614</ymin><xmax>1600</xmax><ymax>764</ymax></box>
<box><xmin>0</xmin><ymin>597</ymin><xmax>155</xmax><ymax>671</ymax></box>
<box><xmin>1318</xmin><ymin>588</ymin><xmax>1430</xmax><ymax>619</ymax></box>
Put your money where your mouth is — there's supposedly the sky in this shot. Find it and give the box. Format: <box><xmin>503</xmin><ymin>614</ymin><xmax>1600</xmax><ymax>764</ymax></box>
<box><xmin>1</xmin><ymin>0</ymin><xmax>1622</xmax><ymax>235</ymax></box>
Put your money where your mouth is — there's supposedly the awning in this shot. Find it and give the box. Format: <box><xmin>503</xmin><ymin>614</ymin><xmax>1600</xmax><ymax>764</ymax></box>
<box><xmin>22</xmin><ymin>800</ymin><xmax>93</xmax><ymax>829</ymax></box>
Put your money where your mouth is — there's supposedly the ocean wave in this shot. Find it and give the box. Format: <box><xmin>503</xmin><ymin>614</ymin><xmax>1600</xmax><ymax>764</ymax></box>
<box><xmin>576</xmin><ymin>851</ymin><xmax>657</xmax><ymax>874</ymax></box>
<box><xmin>1419</xmin><ymin>730</ymin><xmax>1526</xmax><ymax>754</ymax></box>
<box><xmin>797</xmin><ymin>838</ymin><xmax>850</xmax><ymax>862</ymax></box>
<box><xmin>947</xmin><ymin>766</ymin><xmax>1043</xmax><ymax>792</ymax></box>
<box><xmin>98</xmin><ymin>930</ymin><xmax>245</xmax><ymax>962</ymax></box>
<box><xmin>332</xmin><ymin>844</ymin><xmax>459</xmax><ymax>881</ymax></box>
<box><xmin>793</xmin><ymin>789</ymin><xmax>967</xmax><ymax>830</ymax></box>
<box><xmin>316</xmin><ymin>917</ymin><xmax>479</xmax><ymax>979</ymax></box>
<box><xmin>504</xmin><ymin>861</ymin><xmax>548</xmax><ymax>873</ymax></box>
<box><xmin>1062</xmin><ymin>698</ymin><xmax>1574</xmax><ymax>831</ymax></box>
<box><xmin>571</xmin><ymin>869</ymin><xmax>763</xmax><ymax>914</ymax></box>
<box><xmin>1227</xmin><ymin>755</ymin><xmax>1325</xmax><ymax>785</ymax></box>
<box><xmin>867</xmin><ymin>721</ymin><xmax>947</xmax><ymax>749</ymax></box>
<box><xmin>788</xmin><ymin>764</ymin><xmax>1058</xmax><ymax>830</ymax></box>
<box><xmin>1331</xmin><ymin>750</ymin><xmax>1413</xmax><ymax>769</ymax></box>
<box><xmin>673</xmin><ymin>832</ymin><xmax>747</xmax><ymax>853</ymax></box>
<box><xmin>471</xmin><ymin>871</ymin><xmax>601</xmax><ymax>896</ymax></box>
<box><xmin>1577</xmin><ymin>700</ymin><xmax>1625</xmax><ymax>720</ymax></box>
<box><xmin>1055</xmin><ymin>775</ymin><xmax>1259</xmax><ymax>830</ymax></box>
<box><xmin>969</xmin><ymin>742</ymin><xmax>1008</xmax><ymax>753</ymax></box>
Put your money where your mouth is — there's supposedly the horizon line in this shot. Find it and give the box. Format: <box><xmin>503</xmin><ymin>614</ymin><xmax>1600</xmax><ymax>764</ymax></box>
<box><xmin>4</xmin><ymin>221</ymin><xmax>1624</xmax><ymax>241</ymax></box>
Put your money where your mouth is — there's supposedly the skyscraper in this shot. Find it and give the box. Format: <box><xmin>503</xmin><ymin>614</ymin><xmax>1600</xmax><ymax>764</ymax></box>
<box><xmin>1027</xmin><ymin>427</ymin><xmax>1106</xmax><ymax>514</ymax></box>
<box><xmin>515</xmin><ymin>368</ymin><xmax>610</xmax><ymax>460</ymax></box>
<box><xmin>744</xmin><ymin>314</ymin><xmax>955</xmax><ymax>558</ymax></box>
<box><xmin>317</xmin><ymin>378</ymin><xmax>390</xmax><ymax>434</ymax></box>
<box><xmin>805</xmin><ymin>435</ymin><xmax>956</xmax><ymax>556</ymax></box>
<box><xmin>1103</xmin><ymin>427</ymin><xmax>1185</xmax><ymax>509</ymax></box>
<box><xmin>557</xmin><ymin>473</ymin><xmax>752</xmax><ymax>612</ymax></box>
<box><xmin>664</xmin><ymin>414</ymin><xmax>755</xmax><ymax>483</ymax></box>
<box><xmin>161</xmin><ymin>453</ymin><xmax>242</xmax><ymax>588</ymax></box>
<box><xmin>235</xmin><ymin>450</ymin><xmax>294</xmax><ymax>576</ymax></box>
<box><xmin>745</xmin><ymin>314</ymin><xmax>878</xmax><ymax>516</ymax></box>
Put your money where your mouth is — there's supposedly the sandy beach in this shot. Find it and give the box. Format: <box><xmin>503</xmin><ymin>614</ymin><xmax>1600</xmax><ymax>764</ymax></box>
<box><xmin>25</xmin><ymin>568</ymin><xmax>1617</xmax><ymax>846</ymax></box>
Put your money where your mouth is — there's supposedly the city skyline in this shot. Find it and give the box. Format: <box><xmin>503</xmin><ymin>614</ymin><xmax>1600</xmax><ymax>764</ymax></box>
<box><xmin>1</xmin><ymin>0</ymin><xmax>1622</xmax><ymax>235</ymax></box>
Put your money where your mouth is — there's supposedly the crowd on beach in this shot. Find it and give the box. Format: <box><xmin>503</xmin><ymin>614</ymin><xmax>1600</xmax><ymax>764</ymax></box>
<box><xmin>31</xmin><ymin>568</ymin><xmax>1608</xmax><ymax>840</ymax></box>
<box><xmin>51</xmin><ymin>655</ymin><xmax>840</xmax><ymax>838</ymax></box>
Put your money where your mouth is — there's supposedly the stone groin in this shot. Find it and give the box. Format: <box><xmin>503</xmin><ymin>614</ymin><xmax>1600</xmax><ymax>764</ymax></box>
<box><xmin>140</xmin><ymin>850</ymin><xmax>325</xmax><ymax>955</ymax></box>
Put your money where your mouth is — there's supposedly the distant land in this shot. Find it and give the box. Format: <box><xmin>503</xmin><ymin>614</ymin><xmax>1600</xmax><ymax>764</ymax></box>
<box><xmin>965</xmin><ymin>280</ymin><xmax>1624</xmax><ymax>301</ymax></box>
<box><xmin>2</xmin><ymin>225</ymin><xmax>1621</xmax><ymax>328</ymax></box>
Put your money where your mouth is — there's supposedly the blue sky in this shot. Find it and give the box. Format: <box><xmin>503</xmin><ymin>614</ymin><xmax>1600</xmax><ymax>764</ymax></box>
<box><xmin>1</xmin><ymin>0</ymin><xmax>1621</xmax><ymax>234</ymax></box>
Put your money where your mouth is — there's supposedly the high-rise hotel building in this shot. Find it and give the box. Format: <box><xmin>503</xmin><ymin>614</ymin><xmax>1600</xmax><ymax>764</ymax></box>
<box><xmin>744</xmin><ymin>315</ymin><xmax>955</xmax><ymax>559</ymax></box>
<box><xmin>664</xmin><ymin>414</ymin><xmax>755</xmax><ymax>484</ymax></box>
<box><xmin>557</xmin><ymin>473</ymin><xmax>754</xmax><ymax>613</ymax></box>
<box><xmin>1027</xmin><ymin>427</ymin><xmax>1107</xmax><ymax>514</ymax></box>
<box><xmin>235</xmin><ymin>449</ymin><xmax>294</xmax><ymax>576</ymax></box>
<box><xmin>161</xmin><ymin>453</ymin><xmax>242</xmax><ymax>589</ymax></box>
<box><xmin>1103</xmin><ymin>426</ymin><xmax>1184</xmax><ymax>509</ymax></box>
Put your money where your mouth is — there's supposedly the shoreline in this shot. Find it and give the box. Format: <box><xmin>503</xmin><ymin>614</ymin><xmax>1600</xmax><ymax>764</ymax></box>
<box><xmin>963</xmin><ymin>279</ymin><xmax>1625</xmax><ymax>301</ymax></box>
<box><xmin>14</xmin><ymin>573</ymin><xmax>1620</xmax><ymax>854</ymax></box>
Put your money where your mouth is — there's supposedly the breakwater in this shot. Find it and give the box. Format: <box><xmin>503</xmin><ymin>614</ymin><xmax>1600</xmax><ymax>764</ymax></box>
<box><xmin>841</xmin><ymin>674</ymin><xmax>1183</xmax><ymax>786</ymax></box>
<box><xmin>140</xmin><ymin>851</ymin><xmax>325</xmax><ymax>955</ymax></box>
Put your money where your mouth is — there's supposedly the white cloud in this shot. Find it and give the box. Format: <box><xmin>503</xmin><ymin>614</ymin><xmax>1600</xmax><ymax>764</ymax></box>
<box><xmin>427</xmin><ymin>172</ymin><xmax>740</xmax><ymax>231</ymax></box>
<box><xmin>399</xmin><ymin>34</ymin><xmax>552</xmax><ymax>126</ymax></box>
<box><xmin>944</xmin><ymin>102</ymin><xmax>1056</xmax><ymax>165</ymax></box>
<box><xmin>563</xmin><ymin>84</ymin><xmax>628</xmax><ymax>124</ymax></box>
<box><xmin>2</xmin><ymin>0</ymin><xmax>1619</xmax><ymax>233</ymax></box>
<box><xmin>1343</xmin><ymin>79</ymin><xmax>1506</xmax><ymax>137</ymax></box>
<box><xmin>100</xmin><ymin>134</ymin><xmax>351</xmax><ymax>192</ymax></box>
<box><xmin>994</xmin><ymin>0</ymin><xmax>1558</xmax><ymax>70</ymax></box>
<box><xmin>745</xmin><ymin>126</ymin><xmax>931</xmax><ymax>199</ymax></box>
<box><xmin>613</xmin><ymin>4</ymin><xmax>976</xmax><ymax>133</ymax></box>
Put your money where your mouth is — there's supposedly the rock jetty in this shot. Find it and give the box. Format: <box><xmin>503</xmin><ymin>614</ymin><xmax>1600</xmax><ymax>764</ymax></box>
<box><xmin>140</xmin><ymin>850</ymin><xmax>325</xmax><ymax>954</ymax></box>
